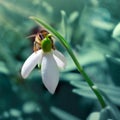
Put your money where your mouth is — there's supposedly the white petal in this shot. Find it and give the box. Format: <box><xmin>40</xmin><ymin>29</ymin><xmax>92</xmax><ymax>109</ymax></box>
<box><xmin>41</xmin><ymin>52</ymin><xmax>59</xmax><ymax>94</ymax></box>
<box><xmin>53</xmin><ymin>50</ymin><xmax>67</xmax><ymax>69</ymax></box>
<box><xmin>21</xmin><ymin>50</ymin><xmax>43</xmax><ymax>78</ymax></box>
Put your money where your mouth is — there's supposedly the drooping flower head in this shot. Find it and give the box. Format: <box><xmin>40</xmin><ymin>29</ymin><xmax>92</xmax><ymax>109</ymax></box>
<box><xmin>21</xmin><ymin>30</ymin><xmax>66</xmax><ymax>94</ymax></box>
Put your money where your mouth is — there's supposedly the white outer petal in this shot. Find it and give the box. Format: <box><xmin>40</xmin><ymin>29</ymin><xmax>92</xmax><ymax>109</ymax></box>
<box><xmin>21</xmin><ymin>50</ymin><xmax>43</xmax><ymax>79</ymax></box>
<box><xmin>41</xmin><ymin>52</ymin><xmax>59</xmax><ymax>94</ymax></box>
<box><xmin>53</xmin><ymin>50</ymin><xmax>67</xmax><ymax>69</ymax></box>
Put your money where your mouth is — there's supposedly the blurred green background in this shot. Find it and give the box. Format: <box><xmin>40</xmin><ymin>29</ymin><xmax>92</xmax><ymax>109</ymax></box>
<box><xmin>0</xmin><ymin>0</ymin><xmax>120</xmax><ymax>120</ymax></box>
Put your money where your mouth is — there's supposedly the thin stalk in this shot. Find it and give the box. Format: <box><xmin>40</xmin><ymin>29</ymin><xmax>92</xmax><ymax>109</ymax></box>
<box><xmin>30</xmin><ymin>16</ymin><xmax>106</xmax><ymax>108</ymax></box>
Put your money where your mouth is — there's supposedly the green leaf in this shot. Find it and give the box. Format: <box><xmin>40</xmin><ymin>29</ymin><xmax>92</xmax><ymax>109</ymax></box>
<box><xmin>100</xmin><ymin>106</ymin><xmax>120</xmax><ymax>120</ymax></box>
<box><xmin>60</xmin><ymin>10</ymin><xmax>67</xmax><ymax>39</ymax></box>
<box><xmin>87</xmin><ymin>112</ymin><xmax>100</xmax><ymax>120</ymax></box>
<box><xmin>73</xmin><ymin>88</ymin><xmax>96</xmax><ymax>99</ymax></box>
<box><xmin>71</xmin><ymin>81</ymin><xmax>120</xmax><ymax>106</ymax></box>
<box><xmin>50</xmin><ymin>106</ymin><xmax>80</xmax><ymax>120</ymax></box>
<box><xmin>0</xmin><ymin>62</ymin><xmax>10</xmax><ymax>74</ymax></box>
<box><xmin>68</xmin><ymin>11</ymin><xmax>79</xmax><ymax>24</ymax></box>
<box><xmin>106</xmin><ymin>55</ymin><xmax>120</xmax><ymax>86</ymax></box>
<box><xmin>112</xmin><ymin>23</ymin><xmax>120</xmax><ymax>42</ymax></box>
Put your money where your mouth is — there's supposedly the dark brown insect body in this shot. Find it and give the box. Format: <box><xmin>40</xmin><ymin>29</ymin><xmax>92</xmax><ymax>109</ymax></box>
<box><xmin>30</xmin><ymin>30</ymin><xmax>55</xmax><ymax>52</ymax></box>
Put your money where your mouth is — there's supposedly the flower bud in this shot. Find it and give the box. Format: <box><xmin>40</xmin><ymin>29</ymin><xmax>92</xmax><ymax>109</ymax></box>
<box><xmin>41</xmin><ymin>37</ymin><xmax>52</xmax><ymax>52</ymax></box>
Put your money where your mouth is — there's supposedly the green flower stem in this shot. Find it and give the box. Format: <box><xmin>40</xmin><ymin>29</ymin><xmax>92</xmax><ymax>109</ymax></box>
<box><xmin>30</xmin><ymin>16</ymin><xmax>106</xmax><ymax>108</ymax></box>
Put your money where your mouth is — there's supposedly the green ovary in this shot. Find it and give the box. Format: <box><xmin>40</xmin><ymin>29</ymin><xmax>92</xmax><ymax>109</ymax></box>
<box><xmin>41</xmin><ymin>38</ymin><xmax>52</xmax><ymax>52</ymax></box>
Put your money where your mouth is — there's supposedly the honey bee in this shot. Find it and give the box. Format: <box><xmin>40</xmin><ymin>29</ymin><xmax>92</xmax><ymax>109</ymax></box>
<box><xmin>28</xmin><ymin>30</ymin><xmax>55</xmax><ymax>52</ymax></box>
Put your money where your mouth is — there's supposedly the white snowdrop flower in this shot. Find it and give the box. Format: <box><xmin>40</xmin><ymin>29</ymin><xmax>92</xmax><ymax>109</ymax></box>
<box><xmin>21</xmin><ymin>32</ymin><xmax>66</xmax><ymax>94</ymax></box>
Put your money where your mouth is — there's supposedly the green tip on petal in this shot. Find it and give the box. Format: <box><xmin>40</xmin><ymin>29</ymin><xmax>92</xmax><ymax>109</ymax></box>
<box><xmin>38</xmin><ymin>64</ymin><xmax>41</xmax><ymax>69</ymax></box>
<box><xmin>41</xmin><ymin>37</ymin><xmax>52</xmax><ymax>52</ymax></box>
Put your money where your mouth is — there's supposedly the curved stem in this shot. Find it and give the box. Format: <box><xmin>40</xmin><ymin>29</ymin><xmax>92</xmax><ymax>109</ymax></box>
<box><xmin>30</xmin><ymin>16</ymin><xmax>106</xmax><ymax>108</ymax></box>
